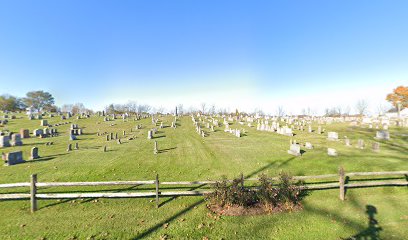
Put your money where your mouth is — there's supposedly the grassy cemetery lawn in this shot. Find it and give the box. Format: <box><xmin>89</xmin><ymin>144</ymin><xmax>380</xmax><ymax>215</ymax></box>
<box><xmin>0</xmin><ymin>114</ymin><xmax>407</xmax><ymax>239</ymax></box>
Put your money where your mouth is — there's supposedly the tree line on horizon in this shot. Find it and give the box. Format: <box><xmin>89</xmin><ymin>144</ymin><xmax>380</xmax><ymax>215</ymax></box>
<box><xmin>1</xmin><ymin>86</ymin><xmax>407</xmax><ymax>116</ymax></box>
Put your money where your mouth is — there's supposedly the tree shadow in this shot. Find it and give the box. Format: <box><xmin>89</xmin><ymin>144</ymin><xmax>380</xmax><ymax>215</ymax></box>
<box><xmin>342</xmin><ymin>205</ymin><xmax>382</xmax><ymax>240</ymax></box>
<box><xmin>132</xmin><ymin>198</ymin><xmax>205</xmax><ymax>239</ymax></box>
<box><xmin>158</xmin><ymin>147</ymin><xmax>177</xmax><ymax>153</ymax></box>
<box><xmin>157</xmin><ymin>183</ymin><xmax>206</xmax><ymax>208</ymax></box>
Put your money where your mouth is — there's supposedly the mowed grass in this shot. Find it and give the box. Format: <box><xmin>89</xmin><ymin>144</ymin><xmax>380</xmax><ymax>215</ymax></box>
<box><xmin>0</xmin><ymin>114</ymin><xmax>407</xmax><ymax>239</ymax></box>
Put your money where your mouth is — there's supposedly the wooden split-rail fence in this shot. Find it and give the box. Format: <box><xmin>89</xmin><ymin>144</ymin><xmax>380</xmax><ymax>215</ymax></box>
<box><xmin>0</xmin><ymin>167</ymin><xmax>407</xmax><ymax>213</ymax></box>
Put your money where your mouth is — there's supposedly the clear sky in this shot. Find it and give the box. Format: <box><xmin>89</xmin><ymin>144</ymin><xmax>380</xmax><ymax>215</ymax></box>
<box><xmin>0</xmin><ymin>0</ymin><xmax>407</xmax><ymax>115</ymax></box>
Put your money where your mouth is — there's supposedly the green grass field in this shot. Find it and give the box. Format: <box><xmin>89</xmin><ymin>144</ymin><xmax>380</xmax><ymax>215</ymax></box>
<box><xmin>0</xmin><ymin>114</ymin><xmax>407</xmax><ymax>239</ymax></box>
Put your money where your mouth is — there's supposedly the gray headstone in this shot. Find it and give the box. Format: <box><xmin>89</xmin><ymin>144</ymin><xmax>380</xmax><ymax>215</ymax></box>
<box><xmin>327</xmin><ymin>148</ymin><xmax>338</xmax><ymax>156</ymax></box>
<box><xmin>327</xmin><ymin>132</ymin><xmax>339</xmax><ymax>141</ymax></box>
<box><xmin>4</xmin><ymin>151</ymin><xmax>25</xmax><ymax>166</ymax></box>
<box><xmin>10</xmin><ymin>134</ymin><xmax>23</xmax><ymax>146</ymax></box>
<box><xmin>375</xmin><ymin>131</ymin><xmax>390</xmax><ymax>140</ymax></box>
<box><xmin>288</xmin><ymin>144</ymin><xmax>301</xmax><ymax>156</ymax></box>
<box><xmin>0</xmin><ymin>136</ymin><xmax>11</xmax><ymax>148</ymax></box>
<box><xmin>30</xmin><ymin>147</ymin><xmax>40</xmax><ymax>160</ymax></box>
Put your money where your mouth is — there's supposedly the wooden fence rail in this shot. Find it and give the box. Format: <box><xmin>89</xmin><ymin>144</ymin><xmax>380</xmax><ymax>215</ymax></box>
<box><xmin>0</xmin><ymin>168</ymin><xmax>407</xmax><ymax>212</ymax></box>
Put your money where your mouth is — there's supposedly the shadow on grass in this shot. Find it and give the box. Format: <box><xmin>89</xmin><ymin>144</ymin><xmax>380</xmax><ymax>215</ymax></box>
<box><xmin>158</xmin><ymin>147</ymin><xmax>177</xmax><ymax>153</ymax></box>
<box><xmin>342</xmin><ymin>205</ymin><xmax>382</xmax><ymax>240</ymax></box>
<box><xmin>158</xmin><ymin>183</ymin><xmax>206</xmax><ymax>208</ymax></box>
<box><xmin>132</xmin><ymin>198</ymin><xmax>205</xmax><ymax>240</ymax></box>
<box><xmin>244</xmin><ymin>156</ymin><xmax>296</xmax><ymax>179</ymax></box>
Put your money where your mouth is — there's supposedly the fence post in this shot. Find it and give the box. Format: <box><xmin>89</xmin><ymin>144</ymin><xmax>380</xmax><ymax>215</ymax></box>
<box><xmin>155</xmin><ymin>174</ymin><xmax>159</xmax><ymax>208</ymax></box>
<box><xmin>240</xmin><ymin>173</ymin><xmax>244</xmax><ymax>188</ymax></box>
<box><xmin>339</xmin><ymin>167</ymin><xmax>345</xmax><ymax>201</ymax></box>
<box><xmin>30</xmin><ymin>174</ymin><xmax>37</xmax><ymax>213</ymax></box>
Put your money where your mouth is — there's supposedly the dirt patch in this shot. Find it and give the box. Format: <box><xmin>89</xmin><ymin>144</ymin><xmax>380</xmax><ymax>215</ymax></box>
<box><xmin>207</xmin><ymin>203</ymin><xmax>303</xmax><ymax>216</ymax></box>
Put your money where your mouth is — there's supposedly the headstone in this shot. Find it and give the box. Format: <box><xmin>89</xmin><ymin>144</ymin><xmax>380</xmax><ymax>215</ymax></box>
<box><xmin>10</xmin><ymin>134</ymin><xmax>23</xmax><ymax>146</ymax></box>
<box><xmin>33</xmin><ymin>129</ymin><xmax>44</xmax><ymax>137</ymax></box>
<box><xmin>327</xmin><ymin>148</ymin><xmax>338</xmax><ymax>156</ymax></box>
<box><xmin>41</xmin><ymin>120</ymin><xmax>48</xmax><ymax>126</ymax></box>
<box><xmin>345</xmin><ymin>138</ymin><xmax>351</xmax><ymax>146</ymax></box>
<box><xmin>103</xmin><ymin>146</ymin><xmax>107</xmax><ymax>152</ymax></box>
<box><xmin>148</xmin><ymin>130</ymin><xmax>153</xmax><ymax>139</ymax></box>
<box><xmin>123</xmin><ymin>130</ymin><xmax>126</xmax><ymax>136</ymax></box>
<box><xmin>29</xmin><ymin>147</ymin><xmax>40</xmax><ymax>160</ymax></box>
<box><xmin>317</xmin><ymin>126</ymin><xmax>322</xmax><ymax>134</ymax></box>
<box><xmin>154</xmin><ymin>141</ymin><xmax>158</xmax><ymax>154</ymax></box>
<box><xmin>4</xmin><ymin>151</ymin><xmax>25</xmax><ymax>166</ymax></box>
<box><xmin>305</xmin><ymin>142</ymin><xmax>313</xmax><ymax>149</ymax></box>
<box><xmin>117</xmin><ymin>139</ymin><xmax>121</xmax><ymax>144</ymax></box>
<box><xmin>357</xmin><ymin>139</ymin><xmax>365</xmax><ymax>149</ymax></box>
<box><xmin>20</xmin><ymin>129</ymin><xmax>30</xmax><ymax>138</ymax></box>
<box><xmin>0</xmin><ymin>136</ymin><xmax>11</xmax><ymax>148</ymax></box>
<box><xmin>287</xmin><ymin>144</ymin><xmax>301</xmax><ymax>156</ymax></box>
<box><xmin>372</xmin><ymin>142</ymin><xmax>380</xmax><ymax>152</ymax></box>
<box><xmin>327</xmin><ymin>132</ymin><xmax>338</xmax><ymax>141</ymax></box>
<box><xmin>375</xmin><ymin>131</ymin><xmax>390</xmax><ymax>140</ymax></box>
<box><xmin>106</xmin><ymin>135</ymin><xmax>110</xmax><ymax>141</ymax></box>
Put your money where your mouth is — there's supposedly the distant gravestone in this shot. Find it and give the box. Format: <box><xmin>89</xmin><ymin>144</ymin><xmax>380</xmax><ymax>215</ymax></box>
<box><xmin>372</xmin><ymin>142</ymin><xmax>380</xmax><ymax>152</ymax></box>
<box><xmin>117</xmin><ymin>139</ymin><xmax>121</xmax><ymax>144</ymax></box>
<box><xmin>33</xmin><ymin>129</ymin><xmax>44</xmax><ymax>137</ymax></box>
<box><xmin>375</xmin><ymin>131</ymin><xmax>390</xmax><ymax>140</ymax></box>
<box><xmin>0</xmin><ymin>136</ymin><xmax>11</xmax><ymax>148</ymax></box>
<box><xmin>29</xmin><ymin>147</ymin><xmax>40</xmax><ymax>160</ymax></box>
<box><xmin>20</xmin><ymin>129</ymin><xmax>30</xmax><ymax>138</ymax></box>
<box><xmin>327</xmin><ymin>132</ymin><xmax>338</xmax><ymax>141</ymax></box>
<box><xmin>4</xmin><ymin>151</ymin><xmax>25</xmax><ymax>166</ymax></box>
<box><xmin>345</xmin><ymin>138</ymin><xmax>351</xmax><ymax>146</ymax></box>
<box><xmin>41</xmin><ymin>120</ymin><xmax>48</xmax><ymax>126</ymax></box>
<box><xmin>148</xmin><ymin>130</ymin><xmax>153</xmax><ymax>139</ymax></box>
<box><xmin>357</xmin><ymin>139</ymin><xmax>365</xmax><ymax>149</ymax></box>
<box><xmin>287</xmin><ymin>144</ymin><xmax>301</xmax><ymax>156</ymax></box>
<box><xmin>235</xmin><ymin>130</ymin><xmax>241</xmax><ymax>138</ymax></box>
<box><xmin>106</xmin><ymin>135</ymin><xmax>110</xmax><ymax>141</ymax></box>
<box><xmin>154</xmin><ymin>141</ymin><xmax>158</xmax><ymax>154</ymax></box>
<box><xmin>317</xmin><ymin>126</ymin><xmax>322</xmax><ymax>134</ymax></box>
<box><xmin>305</xmin><ymin>142</ymin><xmax>313</xmax><ymax>149</ymax></box>
<box><xmin>10</xmin><ymin>134</ymin><xmax>23</xmax><ymax>146</ymax></box>
<box><xmin>327</xmin><ymin>148</ymin><xmax>338</xmax><ymax>157</ymax></box>
<box><xmin>103</xmin><ymin>145</ymin><xmax>107</xmax><ymax>152</ymax></box>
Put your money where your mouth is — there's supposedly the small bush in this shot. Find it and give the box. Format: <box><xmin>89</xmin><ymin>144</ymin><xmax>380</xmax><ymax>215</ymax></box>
<box><xmin>206</xmin><ymin>172</ymin><xmax>308</xmax><ymax>214</ymax></box>
<box><xmin>205</xmin><ymin>177</ymin><xmax>258</xmax><ymax>208</ymax></box>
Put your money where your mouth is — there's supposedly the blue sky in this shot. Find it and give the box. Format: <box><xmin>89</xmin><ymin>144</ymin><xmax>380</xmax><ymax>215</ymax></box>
<box><xmin>0</xmin><ymin>0</ymin><xmax>407</xmax><ymax>114</ymax></box>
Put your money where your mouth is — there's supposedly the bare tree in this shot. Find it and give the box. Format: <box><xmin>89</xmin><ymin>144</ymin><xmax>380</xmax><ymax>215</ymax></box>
<box><xmin>276</xmin><ymin>106</ymin><xmax>285</xmax><ymax>117</ymax></box>
<box><xmin>209</xmin><ymin>104</ymin><xmax>216</xmax><ymax>115</ymax></box>
<box><xmin>343</xmin><ymin>106</ymin><xmax>351</xmax><ymax>116</ymax></box>
<box><xmin>376</xmin><ymin>103</ymin><xmax>390</xmax><ymax>116</ymax></box>
<box><xmin>355</xmin><ymin>99</ymin><xmax>369</xmax><ymax>116</ymax></box>
<box><xmin>200</xmin><ymin>102</ymin><xmax>206</xmax><ymax>114</ymax></box>
<box><xmin>61</xmin><ymin>104</ymin><xmax>73</xmax><ymax>113</ymax></box>
<box><xmin>177</xmin><ymin>104</ymin><xmax>184</xmax><ymax>115</ymax></box>
<box><xmin>126</xmin><ymin>101</ymin><xmax>138</xmax><ymax>113</ymax></box>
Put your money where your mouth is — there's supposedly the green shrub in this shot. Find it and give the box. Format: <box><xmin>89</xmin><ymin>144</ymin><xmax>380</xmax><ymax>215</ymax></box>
<box><xmin>205</xmin><ymin>177</ymin><xmax>258</xmax><ymax>207</ymax></box>
<box><xmin>206</xmin><ymin>172</ymin><xmax>308</xmax><ymax>211</ymax></box>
